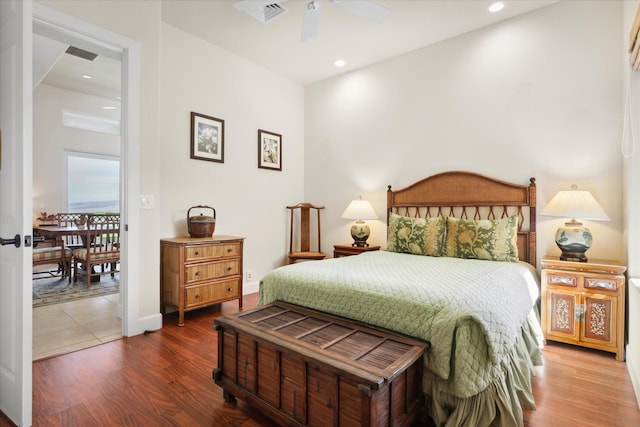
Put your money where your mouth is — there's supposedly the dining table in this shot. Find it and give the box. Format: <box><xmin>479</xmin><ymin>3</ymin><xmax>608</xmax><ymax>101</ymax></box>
<box><xmin>33</xmin><ymin>225</ymin><xmax>98</xmax><ymax>282</ymax></box>
<box><xmin>33</xmin><ymin>224</ymin><xmax>88</xmax><ymax>240</ymax></box>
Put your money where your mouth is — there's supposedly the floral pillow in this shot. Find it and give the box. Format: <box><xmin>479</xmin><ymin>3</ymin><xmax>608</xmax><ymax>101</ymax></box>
<box><xmin>386</xmin><ymin>213</ymin><xmax>447</xmax><ymax>257</ymax></box>
<box><xmin>445</xmin><ymin>216</ymin><xmax>519</xmax><ymax>262</ymax></box>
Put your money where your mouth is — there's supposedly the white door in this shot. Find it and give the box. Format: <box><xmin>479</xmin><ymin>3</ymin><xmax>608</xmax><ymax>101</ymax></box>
<box><xmin>0</xmin><ymin>0</ymin><xmax>33</xmax><ymax>425</ymax></box>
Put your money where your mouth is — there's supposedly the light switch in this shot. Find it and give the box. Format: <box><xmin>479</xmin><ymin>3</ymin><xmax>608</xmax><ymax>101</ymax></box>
<box><xmin>140</xmin><ymin>194</ymin><xmax>155</xmax><ymax>210</ymax></box>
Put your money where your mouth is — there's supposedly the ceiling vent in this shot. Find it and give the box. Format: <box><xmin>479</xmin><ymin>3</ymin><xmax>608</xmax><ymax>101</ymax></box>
<box><xmin>65</xmin><ymin>46</ymin><xmax>98</xmax><ymax>62</ymax></box>
<box><xmin>233</xmin><ymin>1</ymin><xmax>288</xmax><ymax>24</ymax></box>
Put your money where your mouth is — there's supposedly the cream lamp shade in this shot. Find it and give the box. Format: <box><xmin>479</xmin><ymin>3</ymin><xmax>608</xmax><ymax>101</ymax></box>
<box><xmin>540</xmin><ymin>184</ymin><xmax>610</xmax><ymax>262</ymax></box>
<box><xmin>341</xmin><ymin>197</ymin><xmax>378</xmax><ymax>247</ymax></box>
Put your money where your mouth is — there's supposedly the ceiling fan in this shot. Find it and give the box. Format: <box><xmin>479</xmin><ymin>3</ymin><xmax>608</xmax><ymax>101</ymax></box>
<box><xmin>233</xmin><ymin>0</ymin><xmax>391</xmax><ymax>42</ymax></box>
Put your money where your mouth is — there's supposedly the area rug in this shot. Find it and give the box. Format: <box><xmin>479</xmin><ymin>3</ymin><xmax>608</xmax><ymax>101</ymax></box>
<box><xmin>33</xmin><ymin>274</ymin><xmax>119</xmax><ymax>308</ymax></box>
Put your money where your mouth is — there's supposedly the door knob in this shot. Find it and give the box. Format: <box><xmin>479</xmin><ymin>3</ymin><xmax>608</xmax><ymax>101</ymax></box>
<box><xmin>0</xmin><ymin>234</ymin><xmax>21</xmax><ymax>248</ymax></box>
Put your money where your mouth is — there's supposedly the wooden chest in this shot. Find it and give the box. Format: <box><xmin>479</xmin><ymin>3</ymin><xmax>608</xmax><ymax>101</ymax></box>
<box><xmin>213</xmin><ymin>302</ymin><xmax>429</xmax><ymax>427</ymax></box>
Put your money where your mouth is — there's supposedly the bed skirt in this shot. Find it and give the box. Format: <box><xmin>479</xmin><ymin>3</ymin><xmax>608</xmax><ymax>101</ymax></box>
<box><xmin>424</xmin><ymin>310</ymin><xmax>543</xmax><ymax>427</ymax></box>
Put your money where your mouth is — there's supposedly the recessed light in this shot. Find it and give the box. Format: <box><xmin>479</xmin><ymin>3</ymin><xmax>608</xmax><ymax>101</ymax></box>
<box><xmin>334</xmin><ymin>59</ymin><xmax>346</xmax><ymax>67</ymax></box>
<box><xmin>488</xmin><ymin>2</ymin><xmax>505</xmax><ymax>13</ymax></box>
<box><xmin>82</xmin><ymin>74</ymin><xmax>92</xmax><ymax>79</ymax></box>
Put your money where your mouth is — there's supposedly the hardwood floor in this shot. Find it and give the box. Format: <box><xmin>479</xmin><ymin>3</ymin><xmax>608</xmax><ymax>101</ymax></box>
<box><xmin>1</xmin><ymin>293</ymin><xmax>639</xmax><ymax>426</ymax></box>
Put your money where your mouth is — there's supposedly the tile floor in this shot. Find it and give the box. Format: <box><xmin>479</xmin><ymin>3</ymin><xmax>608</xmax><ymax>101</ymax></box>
<box><xmin>33</xmin><ymin>293</ymin><xmax>122</xmax><ymax>360</ymax></box>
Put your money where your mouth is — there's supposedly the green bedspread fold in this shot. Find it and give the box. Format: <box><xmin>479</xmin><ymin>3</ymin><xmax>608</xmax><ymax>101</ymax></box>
<box><xmin>259</xmin><ymin>250</ymin><xmax>541</xmax><ymax>398</ymax></box>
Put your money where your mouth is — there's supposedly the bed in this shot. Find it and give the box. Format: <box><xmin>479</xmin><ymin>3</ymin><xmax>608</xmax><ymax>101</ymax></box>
<box><xmin>259</xmin><ymin>171</ymin><xmax>543</xmax><ymax>427</ymax></box>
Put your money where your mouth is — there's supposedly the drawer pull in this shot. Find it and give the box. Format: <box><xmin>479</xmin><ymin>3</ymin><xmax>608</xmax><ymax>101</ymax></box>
<box><xmin>194</xmin><ymin>271</ymin><xmax>200</xmax><ymax>276</ymax></box>
<box><xmin>227</xmin><ymin>267</ymin><xmax>232</xmax><ymax>271</ymax></box>
<box><xmin>195</xmin><ymin>251</ymin><xmax>199</xmax><ymax>256</ymax></box>
<box><xmin>227</xmin><ymin>248</ymin><xmax>233</xmax><ymax>253</ymax></box>
<box><xmin>195</xmin><ymin>294</ymin><xmax>200</xmax><ymax>299</ymax></box>
<box><xmin>228</xmin><ymin>287</ymin><xmax>233</xmax><ymax>292</ymax></box>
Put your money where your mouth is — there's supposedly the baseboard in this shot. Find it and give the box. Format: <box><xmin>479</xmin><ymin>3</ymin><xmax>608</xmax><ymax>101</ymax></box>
<box><xmin>127</xmin><ymin>313</ymin><xmax>163</xmax><ymax>336</ymax></box>
<box><xmin>128</xmin><ymin>282</ymin><xmax>258</xmax><ymax>338</ymax></box>
<box><xmin>243</xmin><ymin>280</ymin><xmax>260</xmax><ymax>295</ymax></box>
<box><xmin>628</xmin><ymin>345</ymin><xmax>640</xmax><ymax>409</ymax></box>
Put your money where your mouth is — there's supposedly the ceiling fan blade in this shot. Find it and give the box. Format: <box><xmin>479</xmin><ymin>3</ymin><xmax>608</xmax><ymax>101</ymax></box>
<box><xmin>302</xmin><ymin>1</ymin><xmax>320</xmax><ymax>42</ymax></box>
<box><xmin>330</xmin><ymin>0</ymin><xmax>390</xmax><ymax>23</ymax></box>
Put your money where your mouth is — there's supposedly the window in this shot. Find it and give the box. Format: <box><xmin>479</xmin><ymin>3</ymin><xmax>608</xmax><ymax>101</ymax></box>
<box><xmin>66</xmin><ymin>152</ymin><xmax>120</xmax><ymax>213</ymax></box>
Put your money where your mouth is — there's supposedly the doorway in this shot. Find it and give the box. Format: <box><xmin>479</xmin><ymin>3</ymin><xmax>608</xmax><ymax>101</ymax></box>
<box><xmin>31</xmin><ymin>3</ymin><xmax>142</xmax><ymax>355</ymax></box>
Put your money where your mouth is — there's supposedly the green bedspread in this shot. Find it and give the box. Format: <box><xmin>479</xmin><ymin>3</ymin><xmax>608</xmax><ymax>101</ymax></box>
<box><xmin>259</xmin><ymin>250</ymin><xmax>540</xmax><ymax>399</ymax></box>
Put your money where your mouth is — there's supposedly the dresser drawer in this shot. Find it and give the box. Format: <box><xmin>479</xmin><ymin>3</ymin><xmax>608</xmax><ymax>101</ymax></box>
<box><xmin>544</xmin><ymin>271</ymin><xmax>578</xmax><ymax>288</ymax></box>
<box><xmin>186</xmin><ymin>278</ymin><xmax>240</xmax><ymax>308</ymax></box>
<box><xmin>584</xmin><ymin>276</ymin><xmax>620</xmax><ymax>291</ymax></box>
<box><xmin>185</xmin><ymin>242</ymin><xmax>241</xmax><ymax>262</ymax></box>
<box><xmin>185</xmin><ymin>259</ymin><xmax>240</xmax><ymax>283</ymax></box>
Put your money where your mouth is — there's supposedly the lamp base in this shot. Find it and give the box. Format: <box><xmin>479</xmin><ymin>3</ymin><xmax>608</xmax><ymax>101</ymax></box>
<box><xmin>350</xmin><ymin>221</ymin><xmax>370</xmax><ymax>248</ymax></box>
<box><xmin>559</xmin><ymin>251</ymin><xmax>588</xmax><ymax>263</ymax></box>
<box><xmin>555</xmin><ymin>220</ymin><xmax>592</xmax><ymax>263</ymax></box>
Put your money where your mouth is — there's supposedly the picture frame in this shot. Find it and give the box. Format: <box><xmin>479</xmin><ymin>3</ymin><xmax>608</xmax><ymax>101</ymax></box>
<box><xmin>258</xmin><ymin>129</ymin><xmax>282</xmax><ymax>171</ymax></box>
<box><xmin>190</xmin><ymin>111</ymin><xmax>224</xmax><ymax>163</ymax></box>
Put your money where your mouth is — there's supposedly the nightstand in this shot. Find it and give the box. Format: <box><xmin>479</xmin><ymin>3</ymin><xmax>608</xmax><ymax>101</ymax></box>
<box><xmin>540</xmin><ymin>255</ymin><xmax>626</xmax><ymax>361</ymax></box>
<box><xmin>333</xmin><ymin>244</ymin><xmax>380</xmax><ymax>258</ymax></box>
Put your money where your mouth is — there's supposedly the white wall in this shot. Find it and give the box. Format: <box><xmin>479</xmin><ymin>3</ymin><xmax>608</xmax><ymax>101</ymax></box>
<box><xmin>305</xmin><ymin>1</ymin><xmax>624</xmax><ymax>267</ymax></box>
<box><xmin>623</xmin><ymin>0</ymin><xmax>640</xmax><ymax>408</ymax></box>
<box><xmin>158</xmin><ymin>23</ymin><xmax>305</xmax><ymax>290</ymax></box>
<box><xmin>33</xmin><ymin>84</ymin><xmax>120</xmax><ymax>220</ymax></box>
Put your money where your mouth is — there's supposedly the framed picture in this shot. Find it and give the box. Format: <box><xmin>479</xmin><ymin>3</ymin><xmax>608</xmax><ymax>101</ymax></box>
<box><xmin>190</xmin><ymin>111</ymin><xmax>224</xmax><ymax>163</ymax></box>
<box><xmin>258</xmin><ymin>129</ymin><xmax>282</xmax><ymax>171</ymax></box>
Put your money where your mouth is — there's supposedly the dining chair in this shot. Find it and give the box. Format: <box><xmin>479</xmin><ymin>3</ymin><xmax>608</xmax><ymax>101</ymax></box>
<box><xmin>32</xmin><ymin>237</ymin><xmax>72</xmax><ymax>282</ymax></box>
<box><xmin>286</xmin><ymin>202</ymin><xmax>326</xmax><ymax>264</ymax></box>
<box><xmin>55</xmin><ymin>212</ymin><xmax>87</xmax><ymax>249</ymax></box>
<box><xmin>72</xmin><ymin>213</ymin><xmax>120</xmax><ymax>287</ymax></box>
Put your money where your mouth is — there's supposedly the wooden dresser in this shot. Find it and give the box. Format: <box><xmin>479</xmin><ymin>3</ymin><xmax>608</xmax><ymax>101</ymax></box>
<box><xmin>160</xmin><ymin>235</ymin><xmax>244</xmax><ymax>326</ymax></box>
<box><xmin>214</xmin><ymin>302</ymin><xmax>428</xmax><ymax>427</ymax></box>
<box><xmin>541</xmin><ymin>256</ymin><xmax>626</xmax><ymax>361</ymax></box>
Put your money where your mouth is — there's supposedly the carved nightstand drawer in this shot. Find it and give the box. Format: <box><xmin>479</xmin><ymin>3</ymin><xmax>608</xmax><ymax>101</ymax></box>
<box><xmin>546</xmin><ymin>273</ymin><xmax>578</xmax><ymax>287</ymax></box>
<box><xmin>584</xmin><ymin>277</ymin><xmax>619</xmax><ymax>291</ymax></box>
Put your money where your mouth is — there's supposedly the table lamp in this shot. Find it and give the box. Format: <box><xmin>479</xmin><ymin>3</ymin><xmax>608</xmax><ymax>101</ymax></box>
<box><xmin>540</xmin><ymin>184</ymin><xmax>610</xmax><ymax>262</ymax></box>
<box><xmin>341</xmin><ymin>196</ymin><xmax>378</xmax><ymax>247</ymax></box>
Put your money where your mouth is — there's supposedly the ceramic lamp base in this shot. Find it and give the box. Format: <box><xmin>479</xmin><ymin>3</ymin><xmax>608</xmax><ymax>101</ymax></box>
<box><xmin>350</xmin><ymin>220</ymin><xmax>370</xmax><ymax>247</ymax></box>
<box><xmin>555</xmin><ymin>220</ymin><xmax>592</xmax><ymax>262</ymax></box>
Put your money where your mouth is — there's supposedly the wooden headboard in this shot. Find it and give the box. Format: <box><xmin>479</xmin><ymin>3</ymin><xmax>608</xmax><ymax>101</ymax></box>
<box><xmin>387</xmin><ymin>171</ymin><xmax>537</xmax><ymax>266</ymax></box>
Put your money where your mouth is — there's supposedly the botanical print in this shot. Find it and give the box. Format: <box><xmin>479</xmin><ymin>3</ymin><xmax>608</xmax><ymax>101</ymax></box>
<box><xmin>191</xmin><ymin>112</ymin><xmax>224</xmax><ymax>163</ymax></box>
<box><xmin>258</xmin><ymin>129</ymin><xmax>282</xmax><ymax>171</ymax></box>
<box><xmin>262</xmin><ymin>137</ymin><xmax>278</xmax><ymax>165</ymax></box>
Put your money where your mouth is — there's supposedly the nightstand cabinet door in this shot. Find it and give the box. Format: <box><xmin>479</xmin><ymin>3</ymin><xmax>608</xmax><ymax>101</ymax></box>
<box><xmin>581</xmin><ymin>293</ymin><xmax>617</xmax><ymax>346</ymax></box>
<box><xmin>545</xmin><ymin>288</ymin><xmax>580</xmax><ymax>341</ymax></box>
<box><xmin>541</xmin><ymin>256</ymin><xmax>626</xmax><ymax>361</ymax></box>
